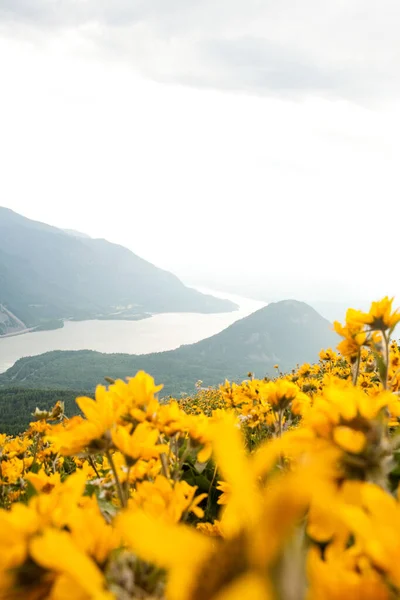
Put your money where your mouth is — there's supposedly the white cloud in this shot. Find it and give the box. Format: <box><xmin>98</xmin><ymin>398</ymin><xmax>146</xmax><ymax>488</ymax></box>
<box><xmin>2</xmin><ymin>0</ymin><xmax>400</xmax><ymax>101</ymax></box>
<box><xmin>0</xmin><ymin>5</ymin><xmax>399</xmax><ymax>305</ymax></box>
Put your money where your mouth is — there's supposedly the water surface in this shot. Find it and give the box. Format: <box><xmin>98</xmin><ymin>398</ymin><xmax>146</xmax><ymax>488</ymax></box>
<box><xmin>0</xmin><ymin>288</ymin><xmax>266</xmax><ymax>373</ymax></box>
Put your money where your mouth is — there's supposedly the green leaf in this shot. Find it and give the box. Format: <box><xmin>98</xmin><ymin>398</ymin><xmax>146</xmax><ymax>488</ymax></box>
<box><xmin>194</xmin><ymin>475</ymin><xmax>211</xmax><ymax>492</ymax></box>
<box><xmin>97</xmin><ymin>497</ymin><xmax>119</xmax><ymax>520</ymax></box>
<box><xmin>373</xmin><ymin>351</ymin><xmax>388</xmax><ymax>386</ymax></box>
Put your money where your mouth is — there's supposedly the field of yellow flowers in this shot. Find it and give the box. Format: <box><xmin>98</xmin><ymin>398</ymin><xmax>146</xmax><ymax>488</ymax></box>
<box><xmin>2</xmin><ymin>297</ymin><xmax>400</xmax><ymax>599</ymax></box>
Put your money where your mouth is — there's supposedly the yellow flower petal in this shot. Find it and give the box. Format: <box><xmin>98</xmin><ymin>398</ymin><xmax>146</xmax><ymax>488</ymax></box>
<box><xmin>333</xmin><ymin>427</ymin><xmax>366</xmax><ymax>453</ymax></box>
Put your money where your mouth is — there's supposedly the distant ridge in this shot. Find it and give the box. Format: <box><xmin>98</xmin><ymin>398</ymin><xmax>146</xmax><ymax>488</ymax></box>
<box><xmin>0</xmin><ymin>299</ymin><xmax>339</xmax><ymax>395</ymax></box>
<box><xmin>0</xmin><ymin>206</ymin><xmax>237</xmax><ymax>333</ymax></box>
<box><xmin>63</xmin><ymin>229</ymin><xmax>91</xmax><ymax>239</ymax></box>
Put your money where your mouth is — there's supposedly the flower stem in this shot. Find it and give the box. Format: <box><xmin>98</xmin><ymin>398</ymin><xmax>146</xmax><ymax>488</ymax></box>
<box><xmin>352</xmin><ymin>351</ymin><xmax>361</xmax><ymax>386</ymax></box>
<box><xmin>106</xmin><ymin>449</ymin><xmax>125</xmax><ymax>508</ymax></box>
<box><xmin>382</xmin><ymin>330</ymin><xmax>390</xmax><ymax>390</ymax></box>
<box><xmin>123</xmin><ymin>464</ymin><xmax>131</xmax><ymax>505</ymax></box>
<box><xmin>158</xmin><ymin>436</ymin><xmax>170</xmax><ymax>479</ymax></box>
<box><xmin>88</xmin><ymin>455</ymin><xmax>100</xmax><ymax>479</ymax></box>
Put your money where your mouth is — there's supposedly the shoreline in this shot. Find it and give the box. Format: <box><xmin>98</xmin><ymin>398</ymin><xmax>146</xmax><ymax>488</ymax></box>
<box><xmin>0</xmin><ymin>289</ymin><xmax>265</xmax><ymax>374</ymax></box>
<box><xmin>0</xmin><ymin>327</ymin><xmax>36</xmax><ymax>339</ymax></box>
<box><xmin>0</xmin><ymin>314</ymin><xmax>154</xmax><ymax>339</ymax></box>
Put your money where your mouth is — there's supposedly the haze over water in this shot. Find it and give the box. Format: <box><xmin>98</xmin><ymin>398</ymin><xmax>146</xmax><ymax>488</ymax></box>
<box><xmin>0</xmin><ymin>289</ymin><xmax>265</xmax><ymax>374</ymax></box>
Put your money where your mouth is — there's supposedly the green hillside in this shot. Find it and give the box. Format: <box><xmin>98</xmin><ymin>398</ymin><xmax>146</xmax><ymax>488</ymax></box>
<box><xmin>0</xmin><ymin>300</ymin><xmax>339</xmax><ymax>397</ymax></box>
<box><xmin>0</xmin><ymin>388</ymin><xmax>89</xmax><ymax>435</ymax></box>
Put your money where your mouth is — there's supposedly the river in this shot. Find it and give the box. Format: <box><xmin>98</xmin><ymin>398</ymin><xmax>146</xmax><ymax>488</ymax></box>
<box><xmin>0</xmin><ymin>288</ymin><xmax>266</xmax><ymax>374</ymax></box>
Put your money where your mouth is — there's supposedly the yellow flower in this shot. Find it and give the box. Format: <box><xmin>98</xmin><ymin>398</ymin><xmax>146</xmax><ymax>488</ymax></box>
<box><xmin>111</xmin><ymin>422</ymin><xmax>168</xmax><ymax>462</ymax></box>
<box><xmin>117</xmin><ymin>413</ymin><xmax>312</xmax><ymax>600</ymax></box>
<box><xmin>67</xmin><ymin>496</ymin><xmax>121</xmax><ymax>565</ymax></box>
<box><xmin>28</xmin><ymin>420</ymin><xmax>51</xmax><ymax>435</ymax></box>
<box><xmin>333</xmin><ymin>320</ymin><xmax>367</xmax><ymax>360</ymax></box>
<box><xmin>0</xmin><ymin>502</ymin><xmax>38</xmax><ymax>573</ymax></box>
<box><xmin>0</xmin><ymin>469</ymin><xmax>116</xmax><ymax>599</ymax></box>
<box><xmin>216</xmin><ymin>481</ymin><xmax>232</xmax><ymax>505</ymax></box>
<box><xmin>347</xmin><ymin>297</ymin><xmax>400</xmax><ymax>332</ymax></box>
<box><xmin>196</xmin><ymin>520</ymin><xmax>224</xmax><ymax>538</ymax></box>
<box><xmin>332</xmin><ymin>426</ymin><xmax>366</xmax><ymax>454</ymax></box>
<box><xmin>339</xmin><ymin>483</ymin><xmax>400</xmax><ymax>591</ymax></box>
<box><xmin>3</xmin><ymin>436</ymin><xmax>31</xmax><ymax>458</ymax></box>
<box><xmin>30</xmin><ymin>528</ymin><xmax>112</xmax><ymax>599</ymax></box>
<box><xmin>303</xmin><ymin>382</ymin><xmax>391</xmax><ymax>441</ymax></box>
<box><xmin>157</xmin><ymin>400</ymin><xmax>187</xmax><ymax>435</ymax></box>
<box><xmin>185</xmin><ymin>413</ymin><xmax>213</xmax><ymax>463</ymax></box>
<box><xmin>307</xmin><ymin>543</ymin><xmax>390</xmax><ymax>600</ymax></box>
<box><xmin>319</xmin><ymin>349</ymin><xmax>336</xmax><ymax>362</ymax></box>
<box><xmin>108</xmin><ymin>370</ymin><xmax>163</xmax><ymax>421</ymax></box>
<box><xmin>130</xmin><ymin>475</ymin><xmax>207</xmax><ymax>524</ymax></box>
<box><xmin>262</xmin><ymin>380</ymin><xmax>302</xmax><ymax>411</ymax></box>
<box><xmin>47</xmin><ymin>384</ymin><xmax>126</xmax><ymax>455</ymax></box>
<box><xmin>26</xmin><ymin>469</ymin><xmax>62</xmax><ymax>494</ymax></box>
<box><xmin>0</xmin><ymin>456</ymin><xmax>25</xmax><ymax>484</ymax></box>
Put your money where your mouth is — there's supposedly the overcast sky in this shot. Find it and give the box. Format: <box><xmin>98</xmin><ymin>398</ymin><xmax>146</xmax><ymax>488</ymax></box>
<box><xmin>1</xmin><ymin>1</ymin><xmax>400</xmax><ymax>303</ymax></box>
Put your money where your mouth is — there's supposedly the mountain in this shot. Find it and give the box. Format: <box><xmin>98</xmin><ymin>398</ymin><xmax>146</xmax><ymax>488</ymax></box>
<box><xmin>63</xmin><ymin>229</ymin><xmax>91</xmax><ymax>239</ymax></box>
<box><xmin>180</xmin><ymin>277</ymin><xmax>370</xmax><ymax>324</ymax></box>
<box><xmin>175</xmin><ymin>299</ymin><xmax>339</xmax><ymax>372</ymax></box>
<box><xmin>0</xmin><ymin>207</ymin><xmax>236</xmax><ymax>333</ymax></box>
<box><xmin>0</xmin><ymin>300</ymin><xmax>339</xmax><ymax>396</ymax></box>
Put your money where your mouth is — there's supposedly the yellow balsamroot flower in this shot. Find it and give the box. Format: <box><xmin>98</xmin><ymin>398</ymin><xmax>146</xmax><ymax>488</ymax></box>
<box><xmin>29</xmin><ymin>528</ymin><xmax>113</xmax><ymax>600</ymax></box>
<box><xmin>0</xmin><ymin>457</ymin><xmax>26</xmax><ymax>485</ymax></box>
<box><xmin>307</xmin><ymin>541</ymin><xmax>390</xmax><ymax>600</ymax></box>
<box><xmin>262</xmin><ymin>379</ymin><xmax>305</xmax><ymax>412</ymax></box>
<box><xmin>356</xmin><ymin>371</ymin><xmax>379</xmax><ymax>391</ymax></box>
<box><xmin>332</xmin><ymin>426</ymin><xmax>366</xmax><ymax>453</ymax></box>
<box><xmin>77</xmin><ymin>385</ymin><xmax>124</xmax><ymax>430</ymax></box>
<box><xmin>3</xmin><ymin>435</ymin><xmax>31</xmax><ymax>459</ymax></box>
<box><xmin>216</xmin><ymin>481</ymin><xmax>231</xmax><ymax>505</ymax></box>
<box><xmin>129</xmin><ymin>475</ymin><xmax>207</xmax><ymax>524</ymax></box>
<box><xmin>111</xmin><ymin>422</ymin><xmax>168</xmax><ymax>462</ymax></box>
<box><xmin>129</xmin><ymin>396</ymin><xmax>161</xmax><ymax>426</ymax></box>
<box><xmin>389</xmin><ymin>369</ymin><xmax>400</xmax><ymax>394</ymax></box>
<box><xmin>333</xmin><ymin>320</ymin><xmax>368</xmax><ymax>361</ymax></box>
<box><xmin>27</xmin><ymin>470</ymin><xmax>88</xmax><ymax>531</ymax></box>
<box><xmin>297</xmin><ymin>363</ymin><xmax>312</xmax><ymax>377</ymax></box>
<box><xmin>67</xmin><ymin>495</ymin><xmax>122</xmax><ymax>565</ymax></box>
<box><xmin>304</xmin><ymin>382</ymin><xmax>389</xmax><ymax>445</ymax></box>
<box><xmin>25</xmin><ymin>469</ymin><xmax>62</xmax><ymax>494</ymax></box>
<box><xmin>219</xmin><ymin>380</ymin><xmax>242</xmax><ymax>408</ymax></box>
<box><xmin>306</xmin><ymin>479</ymin><xmax>363</xmax><ymax>544</ymax></box>
<box><xmin>104</xmin><ymin>451</ymin><xmax>161</xmax><ymax>485</ymax></box>
<box><xmin>47</xmin><ymin>389</ymin><xmax>123</xmax><ymax>456</ymax></box>
<box><xmin>319</xmin><ymin>348</ymin><xmax>337</xmax><ymax>362</ymax></box>
<box><xmin>106</xmin><ymin>370</ymin><xmax>163</xmax><ymax>422</ymax></box>
<box><xmin>196</xmin><ymin>520</ymin><xmax>224</xmax><ymax>538</ymax></box>
<box><xmin>117</xmin><ymin>413</ymin><xmax>314</xmax><ymax>600</ymax></box>
<box><xmin>47</xmin><ymin>415</ymin><xmax>100</xmax><ymax>456</ymax></box>
<box><xmin>27</xmin><ymin>419</ymin><xmax>51</xmax><ymax>435</ymax></box>
<box><xmin>0</xmin><ymin>471</ymin><xmax>113</xmax><ymax>599</ymax></box>
<box><xmin>156</xmin><ymin>400</ymin><xmax>188</xmax><ymax>435</ymax></box>
<box><xmin>0</xmin><ymin>502</ymin><xmax>38</xmax><ymax>574</ymax></box>
<box><xmin>346</xmin><ymin>297</ymin><xmax>400</xmax><ymax>332</ymax></box>
<box><xmin>219</xmin><ymin>378</ymin><xmax>308</xmax><ymax>434</ymax></box>
<box><xmin>184</xmin><ymin>412</ymin><xmax>213</xmax><ymax>463</ymax></box>
<box><xmin>338</xmin><ymin>482</ymin><xmax>400</xmax><ymax>593</ymax></box>
<box><xmin>301</xmin><ymin>383</ymin><xmax>400</xmax><ymax>484</ymax></box>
